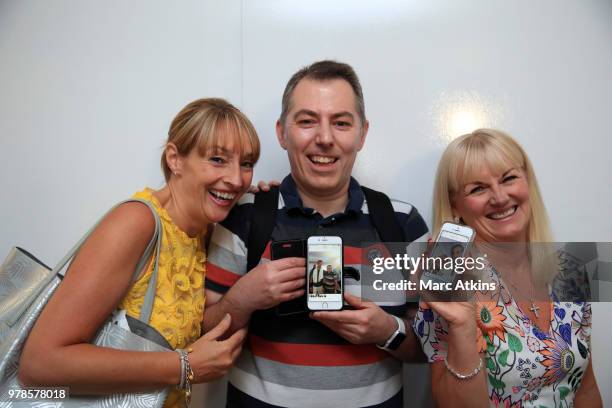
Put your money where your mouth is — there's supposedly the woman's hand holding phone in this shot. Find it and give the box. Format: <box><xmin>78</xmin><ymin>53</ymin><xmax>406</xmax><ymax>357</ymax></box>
<box><xmin>420</xmin><ymin>301</ymin><xmax>476</xmax><ymax>333</ymax></box>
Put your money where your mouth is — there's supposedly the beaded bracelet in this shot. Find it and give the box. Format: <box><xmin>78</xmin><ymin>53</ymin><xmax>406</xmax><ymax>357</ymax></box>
<box><xmin>444</xmin><ymin>356</ymin><xmax>483</xmax><ymax>380</ymax></box>
<box><xmin>176</xmin><ymin>348</ymin><xmax>195</xmax><ymax>406</ymax></box>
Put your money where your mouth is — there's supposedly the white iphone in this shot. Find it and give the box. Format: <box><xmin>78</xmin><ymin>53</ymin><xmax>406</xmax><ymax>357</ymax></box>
<box><xmin>307</xmin><ymin>236</ymin><xmax>343</xmax><ymax>311</ymax></box>
<box><xmin>421</xmin><ymin>222</ymin><xmax>476</xmax><ymax>286</ymax></box>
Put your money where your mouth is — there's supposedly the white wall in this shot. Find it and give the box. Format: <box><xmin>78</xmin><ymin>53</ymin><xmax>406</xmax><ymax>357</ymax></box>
<box><xmin>1</xmin><ymin>1</ymin><xmax>611</xmax><ymax>406</ymax></box>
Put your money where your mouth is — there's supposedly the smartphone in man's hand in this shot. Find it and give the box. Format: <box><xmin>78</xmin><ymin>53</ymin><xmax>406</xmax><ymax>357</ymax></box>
<box><xmin>271</xmin><ymin>239</ymin><xmax>307</xmax><ymax>316</ymax></box>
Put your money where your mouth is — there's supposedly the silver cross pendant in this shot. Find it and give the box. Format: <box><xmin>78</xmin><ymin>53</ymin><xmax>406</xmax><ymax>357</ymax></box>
<box><xmin>529</xmin><ymin>303</ymin><xmax>540</xmax><ymax>318</ymax></box>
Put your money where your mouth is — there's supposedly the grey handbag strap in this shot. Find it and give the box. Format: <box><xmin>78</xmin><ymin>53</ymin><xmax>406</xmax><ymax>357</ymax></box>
<box><xmin>51</xmin><ymin>198</ymin><xmax>162</xmax><ymax>324</ymax></box>
<box><xmin>137</xmin><ymin>201</ymin><xmax>162</xmax><ymax>323</ymax></box>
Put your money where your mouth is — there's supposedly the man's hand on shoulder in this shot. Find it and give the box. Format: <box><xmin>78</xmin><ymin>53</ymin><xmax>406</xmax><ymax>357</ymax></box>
<box><xmin>248</xmin><ymin>179</ymin><xmax>281</xmax><ymax>194</ymax></box>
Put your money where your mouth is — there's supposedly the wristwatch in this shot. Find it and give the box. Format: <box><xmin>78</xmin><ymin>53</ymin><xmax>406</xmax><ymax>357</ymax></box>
<box><xmin>376</xmin><ymin>315</ymin><xmax>406</xmax><ymax>351</ymax></box>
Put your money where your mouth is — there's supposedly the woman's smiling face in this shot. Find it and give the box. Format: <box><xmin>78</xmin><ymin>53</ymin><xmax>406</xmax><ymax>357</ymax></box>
<box><xmin>175</xmin><ymin>137</ymin><xmax>255</xmax><ymax>227</ymax></box>
<box><xmin>452</xmin><ymin>166</ymin><xmax>531</xmax><ymax>243</ymax></box>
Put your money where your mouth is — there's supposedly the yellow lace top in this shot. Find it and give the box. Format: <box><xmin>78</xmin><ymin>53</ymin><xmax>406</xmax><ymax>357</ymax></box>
<box><xmin>119</xmin><ymin>188</ymin><xmax>206</xmax><ymax>408</ymax></box>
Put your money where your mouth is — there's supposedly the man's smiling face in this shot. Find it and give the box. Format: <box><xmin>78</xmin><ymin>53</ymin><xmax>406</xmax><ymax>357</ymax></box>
<box><xmin>276</xmin><ymin>78</ymin><xmax>368</xmax><ymax>197</ymax></box>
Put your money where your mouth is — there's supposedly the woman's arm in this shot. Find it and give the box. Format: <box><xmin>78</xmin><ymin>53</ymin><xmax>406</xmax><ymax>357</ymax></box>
<box><xmin>426</xmin><ymin>302</ymin><xmax>489</xmax><ymax>408</ymax></box>
<box><xmin>19</xmin><ymin>202</ymin><xmax>180</xmax><ymax>393</ymax></box>
<box><xmin>19</xmin><ymin>202</ymin><xmax>244</xmax><ymax>394</ymax></box>
<box><xmin>574</xmin><ymin>356</ymin><xmax>602</xmax><ymax>408</ymax></box>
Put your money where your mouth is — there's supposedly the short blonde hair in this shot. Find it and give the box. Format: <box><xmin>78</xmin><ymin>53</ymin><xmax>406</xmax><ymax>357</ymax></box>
<box><xmin>432</xmin><ymin>129</ymin><xmax>555</xmax><ymax>282</ymax></box>
<box><xmin>161</xmin><ymin>98</ymin><xmax>260</xmax><ymax>181</ymax></box>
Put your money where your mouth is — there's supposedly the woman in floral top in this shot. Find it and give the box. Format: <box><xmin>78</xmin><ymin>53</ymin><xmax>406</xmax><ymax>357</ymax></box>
<box><xmin>413</xmin><ymin>129</ymin><xmax>601</xmax><ymax>407</ymax></box>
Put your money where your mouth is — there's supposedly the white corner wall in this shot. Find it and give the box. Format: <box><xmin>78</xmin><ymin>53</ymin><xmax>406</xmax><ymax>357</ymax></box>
<box><xmin>1</xmin><ymin>1</ymin><xmax>611</xmax><ymax>406</ymax></box>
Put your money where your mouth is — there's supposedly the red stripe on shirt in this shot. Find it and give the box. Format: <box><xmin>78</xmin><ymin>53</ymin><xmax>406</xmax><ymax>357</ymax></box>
<box><xmin>248</xmin><ymin>334</ymin><xmax>388</xmax><ymax>366</ymax></box>
<box><xmin>265</xmin><ymin>245</ymin><xmax>389</xmax><ymax>265</ymax></box>
<box><xmin>206</xmin><ymin>263</ymin><xmax>241</xmax><ymax>287</ymax></box>
<box><xmin>261</xmin><ymin>241</ymin><xmax>271</xmax><ymax>261</ymax></box>
<box><xmin>344</xmin><ymin>246</ymin><xmax>361</xmax><ymax>264</ymax></box>
<box><xmin>349</xmin><ymin>243</ymin><xmax>393</xmax><ymax>265</ymax></box>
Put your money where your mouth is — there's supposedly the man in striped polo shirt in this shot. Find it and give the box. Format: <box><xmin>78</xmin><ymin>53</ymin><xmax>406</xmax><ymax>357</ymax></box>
<box><xmin>203</xmin><ymin>60</ymin><xmax>428</xmax><ymax>407</ymax></box>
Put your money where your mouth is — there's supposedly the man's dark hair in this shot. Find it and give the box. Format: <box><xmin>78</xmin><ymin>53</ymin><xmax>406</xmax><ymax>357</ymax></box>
<box><xmin>279</xmin><ymin>60</ymin><xmax>366</xmax><ymax>127</ymax></box>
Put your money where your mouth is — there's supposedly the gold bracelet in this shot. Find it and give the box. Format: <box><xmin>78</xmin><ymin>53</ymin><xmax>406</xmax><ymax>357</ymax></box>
<box><xmin>176</xmin><ymin>348</ymin><xmax>195</xmax><ymax>406</ymax></box>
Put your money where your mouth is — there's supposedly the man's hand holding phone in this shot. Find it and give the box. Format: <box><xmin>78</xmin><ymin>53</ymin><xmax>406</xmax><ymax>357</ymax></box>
<box><xmin>310</xmin><ymin>293</ymin><xmax>396</xmax><ymax>345</ymax></box>
<box><xmin>227</xmin><ymin>257</ymin><xmax>306</xmax><ymax>314</ymax></box>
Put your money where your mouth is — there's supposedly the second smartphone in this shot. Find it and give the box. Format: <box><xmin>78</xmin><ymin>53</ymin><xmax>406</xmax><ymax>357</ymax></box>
<box><xmin>271</xmin><ymin>239</ymin><xmax>307</xmax><ymax>316</ymax></box>
<box><xmin>306</xmin><ymin>236</ymin><xmax>343</xmax><ymax>310</ymax></box>
<box><xmin>421</xmin><ymin>222</ymin><xmax>475</xmax><ymax>286</ymax></box>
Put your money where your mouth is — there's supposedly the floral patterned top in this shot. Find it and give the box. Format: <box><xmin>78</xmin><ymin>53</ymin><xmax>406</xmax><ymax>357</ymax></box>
<box><xmin>119</xmin><ymin>188</ymin><xmax>206</xmax><ymax>408</ymax></box>
<box><xmin>413</xmin><ymin>261</ymin><xmax>592</xmax><ymax>407</ymax></box>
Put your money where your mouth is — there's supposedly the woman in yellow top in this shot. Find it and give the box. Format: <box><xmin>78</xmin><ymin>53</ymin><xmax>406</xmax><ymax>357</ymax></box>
<box><xmin>19</xmin><ymin>98</ymin><xmax>259</xmax><ymax>407</ymax></box>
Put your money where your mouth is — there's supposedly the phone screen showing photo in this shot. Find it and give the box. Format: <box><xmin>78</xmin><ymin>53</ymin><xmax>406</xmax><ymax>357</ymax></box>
<box><xmin>307</xmin><ymin>238</ymin><xmax>343</xmax><ymax>308</ymax></box>
<box><xmin>422</xmin><ymin>228</ymin><xmax>472</xmax><ymax>285</ymax></box>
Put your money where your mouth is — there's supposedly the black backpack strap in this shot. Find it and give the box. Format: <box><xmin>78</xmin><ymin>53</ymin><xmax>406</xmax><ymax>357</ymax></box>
<box><xmin>247</xmin><ymin>186</ymin><xmax>280</xmax><ymax>271</ymax></box>
<box><xmin>362</xmin><ymin>187</ymin><xmax>414</xmax><ymax>315</ymax></box>
<box><xmin>361</xmin><ymin>186</ymin><xmax>405</xmax><ymax>242</ymax></box>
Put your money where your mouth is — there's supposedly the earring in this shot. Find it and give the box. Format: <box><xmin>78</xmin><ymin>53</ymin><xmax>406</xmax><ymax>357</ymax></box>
<box><xmin>453</xmin><ymin>216</ymin><xmax>460</xmax><ymax>224</ymax></box>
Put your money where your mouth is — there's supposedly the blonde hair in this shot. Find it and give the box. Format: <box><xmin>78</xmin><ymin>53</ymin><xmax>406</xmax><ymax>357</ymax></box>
<box><xmin>432</xmin><ymin>129</ymin><xmax>556</xmax><ymax>283</ymax></box>
<box><xmin>161</xmin><ymin>98</ymin><xmax>260</xmax><ymax>181</ymax></box>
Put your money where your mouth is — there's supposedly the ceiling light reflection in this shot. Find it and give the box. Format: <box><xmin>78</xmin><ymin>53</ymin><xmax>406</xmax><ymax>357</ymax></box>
<box><xmin>431</xmin><ymin>90</ymin><xmax>505</xmax><ymax>145</ymax></box>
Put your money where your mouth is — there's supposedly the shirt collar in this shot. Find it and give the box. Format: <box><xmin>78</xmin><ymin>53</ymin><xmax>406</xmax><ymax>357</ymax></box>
<box><xmin>279</xmin><ymin>174</ymin><xmax>364</xmax><ymax>216</ymax></box>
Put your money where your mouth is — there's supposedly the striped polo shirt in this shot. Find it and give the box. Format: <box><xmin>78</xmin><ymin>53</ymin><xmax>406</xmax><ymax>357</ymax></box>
<box><xmin>205</xmin><ymin>175</ymin><xmax>428</xmax><ymax>408</ymax></box>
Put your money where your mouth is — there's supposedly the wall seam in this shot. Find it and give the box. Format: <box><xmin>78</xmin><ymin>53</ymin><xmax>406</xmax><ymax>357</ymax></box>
<box><xmin>240</xmin><ymin>0</ymin><xmax>244</xmax><ymax>108</ymax></box>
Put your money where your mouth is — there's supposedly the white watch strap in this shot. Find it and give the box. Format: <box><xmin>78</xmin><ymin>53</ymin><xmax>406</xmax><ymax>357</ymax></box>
<box><xmin>393</xmin><ymin>315</ymin><xmax>406</xmax><ymax>335</ymax></box>
<box><xmin>377</xmin><ymin>315</ymin><xmax>406</xmax><ymax>350</ymax></box>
